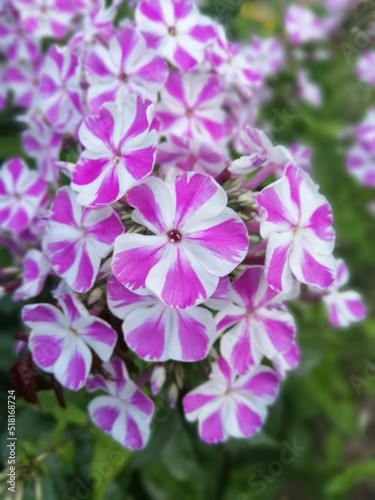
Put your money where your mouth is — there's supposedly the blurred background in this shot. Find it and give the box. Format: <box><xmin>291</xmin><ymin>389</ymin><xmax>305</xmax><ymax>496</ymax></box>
<box><xmin>1</xmin><ymin>0</ymin><xmax>375</xmax><ymax>499</ymax></box>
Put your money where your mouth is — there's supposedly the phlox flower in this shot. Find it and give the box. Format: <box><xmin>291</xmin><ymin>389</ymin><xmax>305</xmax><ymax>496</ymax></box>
<box><xmin>157</xmin><ymin>134</ymin><xmax>229</xmax><ymax>179</ymax></box>
<box><xmin>246</xmin><ymin>37</ymin><xmax>285</xmax><ymax>81</ymax></box>
<box><xmin>229</xmin><ymin>126</ymin><xmax>292</xmax><ymax>176</ymax></box>
<box><xmin>135</xmin><ymin>0</ymin><xmax>215</xmax><ymax>72</ymax></box>
<box><xmin>208</xmin><ymin>25</ymin><xmax>261</xmax><ymax>96</ymax></box>
<box><xmin>289</xmin><ymin>143</ymin><xmax>312</xmax><ymax>174</ymax></box>
<box><xmin>347</xmin><ymin>144</ymin><xmax>375</xmax><ymax>187</ymax></box>
<box><xmin>150</xmin><ymin>365</ymin><xmax>166</xmax><ymax>396</ymax></box>
<box><xmin>107</xmin><ymin>274</ymin><xmax>216</xmax><ymax>362</ymax></box>
<box><xmin>156</xmin><ymin>71</ymin><xmax>226</xmax><ymax>143</ymax></box>
<box><xmin>44</xmin><ymin>187</ymin><xmax>124</xmax><ymax>293</ymax></box>
<box><xmin>285</xmin><ymin>5</ymin><xmax>327</xmax><ymax>45</ymax></box>
<box><xmin>22</xmin><ymin>115</ymin><xmax>63</xmax><ymax>183</ymax></box>
<box><xmin>217</xmin><ymin>266</ymin><xmax>298</xmax><ymax>375</ymax></box>
<box><xmin>272</xmin><ymin>342</ymin><xmax>300</xmax><ymax>380</ymax></box>
<box><xmin>354</xmin><ymin>108</ymin><xmax>375</xmax><ymax>150</ymax></box>
<box><xmin>0</xmin><ymin>157</ymin><xmax>47</xmax><ymax>233</ymax></box>
<box><xmin>85</xmin><ymin>25</ymin><xmax>168</xmax><ymax>113</ymax></box>
<box><xmin>356</xmin><ymin>52</ymin><xmax>375</xmax><ymax>87</ymax></box>
<box><xmin>23</xmin><ymin>293</ymin><xmax>117</xmax><ymax>391</ymax></box>
<box><xmin>297</xmin><ymin>70</ymin><xmax>322</xmax><ymax>108</ymax></box>
<box><xmin>321</xmin><ymin>259</ymin><xmax>366</xmax><ymax>328</ymax></box>
<box><xmin>39</xmin><ymin>45</ymin><xmax>84</xmax><ymax>135</ymax></box>
<box><xmin>13</xmin><ymin>249</ymin><xmax>50</xmax><ymax>301</ymax></box>
<box><xmin>12</xmin><ymin>0</ymin><xmax>87</xmax><ymax>40</ymax></box>
<box><xmin>72</xmin><ymin>96</ymin><xmax>157</xmax><ymax>207</ymax></box>
<box><xmin>183</xmin><ymin>357</ymin><xmax>279</xmax><ymax>443</ymax></box>
<box><xmin>87</xmin><ymin>358</ymin><xmax>154</xmax><ymax>450</ymax></box>
<box><xmin>3</xmin><ymin>58</ymin><xmax>42</xmax><ymax>109</ymax></box>
<box><xmin>257</xmin><ymin>165</ymin><xmax>336</xmax><ymax>292</ymax></box>
<box><xmin>112</xmin><ymin>172</ymin><xmax>249</xmax><ymax>308</ymax></box>
<box><xmin>0</xmin><ymin>10</ymin><xmax>40</xmax><ymax>62</ymax></box>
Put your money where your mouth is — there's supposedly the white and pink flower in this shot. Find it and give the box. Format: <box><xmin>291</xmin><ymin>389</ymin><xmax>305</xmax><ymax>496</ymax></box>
<box><xmin>135</xmin><ymin>0</ymin><xmax>215</xmax><ymax>72</ymax></box>
<box><xmin>347</xmin><ymin>144</ymin><xmax>375</xmax><ymax>187</ymax></box>
<box><xmin>72</xmin><ymin>96</ymin><xmax>157</xmax><ymax>207</ymax></box>
<box><xmin>13</xmin><ymin>250</ymin><xmax>50</xmax><ymax>301</ymax></box>
<box><xmin>112</xmin><ymin>173</ymin><xmax>249</xmax><ymax>308</ymax></box>
<box><xmin>157</xmin><ymin>71</ymin><xmax>226</xmax><ymax>142</ymax></box>
<box><xmin>0</xmin><ymin>158</ymin><xmax>47</xmax><ymax>234</ymax></box>
<box><xmin>157</xmin><ymin>134</ymin><xmax>229</xmax><ymax>179</ymax></box>
<box><xmin>107</xmin><ymin>274</ymin><xmax>216</xmax><ymax>361</ymax></box>
<box><xmin>85</xmin><ymin>25</ymin><xmax>168</xmax><ymax>113</ymax></box>
<box><xmin>257</xmin><ymin>165</ymin><xmax>336</xmax><ymax>292</ymax></box>
<box><xmin>183</xmin><ymin>357</ymin><xmax>279</xmax><ymax>443</ymax></box>
<box><xmin>356</xmin><ymin>51</ymin><xmax>375</xmax><ymax>87</ymax></box>
<box><xmin>321</xmin><ymin>259</ymin><xmax>366</xmax><ymax>328</ymax></box>
<box><xmin>23</xmin><ymin>293</ymin><xmax>117</xmax><ymax>391</ymax></box>
<box><xmin>39</xmin><ymin>45</ymin><xmax>84</xmax><ymax>135</ymax></box>
<box><xmin>217</xmin><ymin>266</ymin><xmax>298</xmax><ymax>375</ymax></box>
<box><xmin>44</xmin><ymin>187</ymin><xmax>124</xmax><ymax>293</ymax></box>
<box><xmin>285</xmin><ymin>5</ymin><xmax>327</xmax><ymax>45</ymax></box>
<box><xmin>87</xmin><ymin>358</ymin><xmax>154</xmax><ymax>449</ymax></box>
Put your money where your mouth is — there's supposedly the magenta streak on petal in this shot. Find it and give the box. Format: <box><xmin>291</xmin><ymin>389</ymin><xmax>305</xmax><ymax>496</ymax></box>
<box><xmin>173</xmin><ymin>45</ymin><xmax>197</xmax><ymax>71</ymax></box>
<box><xmin>173</xmin><ymin>0</ymin><xmax>192</xmax><ymax>19</ymax></box>
<box><xmin>139</xmin><ymin>0</ymin><xmax>164</xmax><ymax>23</ymax></box>
<box><xmin>92</xmin><ymin>165</ymin><xmax>121</xmax><ymax>206</ymax></box>
<box><xmin>235</xmin><ymin>402</ymin><xmax>262</xmax><ymax>437</ymax></box>
<box><xmin>124</xmin><ymin>414</ymin><xmax>143</xmax><ymax>449</ymax></box>
<box><xmin>217</xmin><ymin>356</ymin><xmax>232</xmax><ymax>386</ymax></box>
<box><xmin>189</xmin><ymin>24</ymin><xmax>215</xmax><ymax>43</ymax></box>
<box><xmin>257</xmin><ymin>188</ymin><xmax>293</xmax><ymax>227</ymax></box>
<box><xmin>123</xmin><ymin>146</ymin><xmax>155</xmax><ymax>180</ymax></box>
<box><xmin>74</xmin><ymin>244</ymin><xmax>95</xmax><ymax>293</ymax></box>
<box><xmin>200</xmin><ymin>409</ymin><xmax>224</xmax><ymax>443</ymax></box>
<box><xmin>126</xmin><ymin>311</ymin><xmax>165</xmax><ymax>360</ymax></box>
<box><xmin>64</xmin><ymin>351</ymin><xmax>88</xmax><ymax>390</ymax></box>
<box><xmin>73</xmin><ymin>157</ymin><xmax>111</xmax><ymax>186</ymax></box>
<box><xmin>23</xmin><ymin>304</ymin><xmax>60</xmax><ymax>324</ymax></box>
<box><xmin>195</xmin><ymin>77</ymin><xmax>221</xmax><ymax>107</ymax></box>
<box><xmin>58</xmin><ymin>294</ymin><xmax>82</xmax><ymax>324</ymax></box>
<box><xmin>173</xmin><ymin>173</ymin><xmax>217</xmax><ymax>228</ymax></box>
<box><xmin>86</xmin><ymin>51</ymin><xmax>112</xmax><ymax>78</ymax></box>
<box><xmin>51</xmin><ymin>189</ymin><xmax>78</xmax><ymax>227</ymax></box>
<box><xmin>121</xmin><ymin>96</ymin><xmax>150</xmax><ymax>144</ymax></box>
<box><xmin>197</xmin><ymin>117</ymin><xmax>223</xmax><ymax>141</ymax></box>
<box><xmin>232</xmin><ymin>267</ymin><xmax>262</xmax><ymax>311</ymax></box>
<box><xmin>329</xmin><ymin>304</ymin><xmax>340</xmax><ymax>327</ymax></box>
<box><xmin>93</xmin><ymin>405</ymin><xmax>119</xmax><ymax>432</ymax></box>
<box><xmin>177</xmin><ymin>312</ymin><xmax>208</xmax><ymax>361</ymax></box>
<box><xmin>161</xmin><ymin>247</ymin><xmax>208</xmax><ymax>308</ymax></box>
<box><xmin>85</xmin><ymin>214</ymin><xmax>123</xmax><ymax>246</ymax></box>
<box><xmin>217</xmin><ymin>314</ymin><xmax>244</xmax><ymax>331</ymax></box>
<box><xmin>82</xmin><ymin>322</ymin><xmax>116</xmax><ymax>345</ymax></box>
<box><xmin>84</xmin><ymin>107</ymin><xmax>115</xmax><ymax>149</ymax></box>
<box><xmin>347</xmin><ymin>299</ymin><xmax>366</xmax><ymax>320</ymax></box>
<box><xmin>231</xmin><ymin>326</ymin><xmax>254</xmax><ymax>375</ymax></box>
<box><xmin>240</xmin><ymin>371</ymin><xmax>279</xmax><ymax>398</ymax></box>
<box><xmin>129</xmin><ymin>389</ymin><xmax>154</xmax><ymax>415</ymax></box>
<box><xmin>165</xmin><ymin>73</ymin><xmax>187</xmax><ymax>105</ymax></box>
<box><xmin>256</xmin><ymin>314</ymin><xmax>294</xmax><ymax>352</ymax></box>
<box><xmin>306</xmin><ymin>204</ymin><xmax>333</xmax><ymax>241</ymax></box>
<box><xmin>189</xmin><ymin>218</ymin><xmax>248</xmax><ymax>264</ymax></box>
<box><xmin>31</xmin><ymin>335</ymin><xmax>63</xmax><ymax>368</ymax></box>
<box><xmin>24</xmin><ymin>258</ymin><xmax>40</xmax><ymax>281</ymax></box>
<box><xmin>266</xmin><ymin>242</ymin><xmax>291</xmax><ymax>292</ymax></box>
<box><xmin>8</xmin><ymin>207</ymin><xmax>29</xmax><ymax>232</ymax></box>
<box><xmin>286</xmin><ymin>166</ymin><xmax>302</xmax><ymax>218</ymax></box>
<box><xmin>183</xmin><ymin>393</ymin><xmax>215</xmax><ymax>414</ymax></box>
<box><xmin>128</xmin><ymin>184</ymin><xmax>167</xmax><ymax>233</ymax></box>
<box><xmin>301</xmin><ymin>251</ymin><xmax>334</xmax><ymax>288</ymax></box>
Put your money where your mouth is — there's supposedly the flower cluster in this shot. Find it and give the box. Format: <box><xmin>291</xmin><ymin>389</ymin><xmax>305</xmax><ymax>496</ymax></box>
<box><xmin>0</xmin><ymin>0</ymin><xmax>366</xmax><ymax>450</ymax></box>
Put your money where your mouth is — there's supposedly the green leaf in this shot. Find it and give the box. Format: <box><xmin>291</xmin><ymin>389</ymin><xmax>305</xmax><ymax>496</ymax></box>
<box><xmin>326</xmin><ymin>460</ymin><xmax>375</xmax><ymax>494</ymax></box>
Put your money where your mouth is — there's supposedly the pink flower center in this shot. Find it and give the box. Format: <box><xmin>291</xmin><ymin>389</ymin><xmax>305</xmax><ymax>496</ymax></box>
<box><xmin>119</xmin><ymin>72</ymin><xmax>129</xmax><ymax>82</ymax></box>
<box><xmin>113</xmin><ymin>156</ymin><xmax>121</xmax><ymax>164</ymax></box>
<box><xmin>168</xmin><ymin>229</ymin><xmax>182</xmax><ymax>243</ymax></box>
<box><xmin>185</xmin><ymin>108</ymin><xmax>194</xmax><ymax>118</ymax></box>
<box><xmin>168</xmin><ymin>26</ymin><xmax>176</xmax><ymax>36</ymax></box>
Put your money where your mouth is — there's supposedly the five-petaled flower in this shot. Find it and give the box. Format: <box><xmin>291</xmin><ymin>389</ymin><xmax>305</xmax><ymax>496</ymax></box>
<box><xmin>44</xmin><ymin>187</ymin><xmax>124</xmax><ymax>293</ymax></box>
<box><xmin>87</xmin><ymin>358</ymin><xmax>154</xmax><ymax>450</ymax></box>
<box><xmin>183</xmin><ymin>357</ymin><xmax>280</xmax><ymax>443</ymax></box>
<box><xmin>72</xmin><ymin>96</ymin><xmax>157</xmax><ymax>207</ymax></box>
<box><xmin>257</xmin><ymin>165</ymin><xmax>336</xmax><ymax>292</ymax></box>
<box><xmin>23</xmin><ymin>293</ymin><xmax>117</xmax><ymax>391</ymax></box>
<box><xmin>112</xmin><ymin>172</ymin><xmax>249</xmax><ymax>308</ymax></box>
<box><xmin>217</xmin><ymin>266</ymin><xmax>298</xmax><ymax>375</ymax></box>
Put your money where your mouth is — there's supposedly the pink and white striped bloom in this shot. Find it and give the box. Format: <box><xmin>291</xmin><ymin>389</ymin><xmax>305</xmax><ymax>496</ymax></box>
<box><xmin>135</xmin><ymin>0</ymin><xmax>215</xmax><ymax>72</ymax></box>
<box><xmin>246</xmin><ymin>37</ymin><xmax>285</xmax><ymax>81</ymax></box>
<box><xmin>12</xmin><ymin>0</ymin><xmax>87</xmax><ymax>40</ymax></box>
<box><xmin>289</xmin><ymin>143</ymin><xmax>312</xmax><ymax>174</ymax></box>
<box><xmin>217</xmin><ymin>266</ymin><xmax>298</xmax><ymax>375</ymax></box>
<box><xmin>22</xmin><ymin>115</ymin><xmax>63</xmax><ymax>183</ymax></box>
<box><xmin>3</xmin><ymin>58</ymin><xmax>41</xmax><ymax>109</ymax></box>
<box><xmin>157</xmin><ymin>134</ymin><xmax>229</xmax><ymax>179</ymax></box>
<box><xmin>297</xmin><ymin>70</ymin><xmax>322</xmax><ymax>108</ymax></box>
<box><xmin>229</xmin><ymin>126</ymin><xmax>292</xmax><ymax>176</ymax></box>
<box><xmin>285</xmin><ymin>5</ymin><xmax>327</xmax><ymax>45</ymax></box>
<box><xmin>356</xmin><ymin>52</ymin><xmax>375</xmax><ymax>87</ymax></box>
<box><xmin>354</xmin><ymin>108</ymin><xmax>375</xmax><ymax>150</ymax></box>
<box><xmin>44</xmin><ymin>187</ymin><xmax>124</xmax><ymax>293</ymax></box>
<box><xmin>87</xmin><ymin>358</ymin><xmax>154</xmax><ymax>450</ymax></box>
<box><xmin>321</xmin><ymin>259</ymin><xmax>366</xmax><ymax>328</ymax></box>
<box><xmin>107</xmin><ymin>274</ymin><xmax>216</xmax><ymax>361</ymax></box>
<box><xmin>208</xmin><ymin>25</ymin><xmax>261</xmax><ymax>96</ymax></box>
<box><xmin>85</xmin><ymin>25</ymin><xmax>168</xmax><ymax>113</ymax></box>
<box><xmin>272</xmin><ymin>342</ymin><xmax>300</xmax><ymax>380</ymax></box>
<box><xmin>112</xmin><ymin>173</ymin><xmax>249</xmax><ymax>308</ymax></box>
<box><xmin>183</xmin><ymin>357</ymin><xmax>279</xmax><ymax>443</ymax></box>
<box><xmin>39</xmin><ymin>45</ymin><xmax>83</xmax><ymax>135</ymax></box>
<box><xmin>0</xmin><ymin>158</ymin><xmax>47</xmax><ymax>234</ymax></box>
<box><xmin>0</xmin><ymin>12</ymin><xmax>40</xmax><ymax>62</ymax></box>
<box><xmin>23</xmin><ymin>293</ymin><xmax>117</xmax><ymax>391</ymax></box>
<box><xmin>13</xmin><ymin>250</ymin><xmax>50</xmax><ymax>301</ymax></box>
<box><xmin>72</xmin><ymin>96</ymin><xmax>157</xmax><ymax>207</ymax></box>
<box><xmin>156</xmin><ymin>71</ymin><xmax>226</xmax><ymax>142</ymax></box>
<box><xmin>257</xmin><ymin>165</ymin><xmax>336</xmax><ymax>292</ymax></box>
<box><xmin>347</xmin><ymin>144</ymin><xmax>375</xmax><ymax>187</ymax></box>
